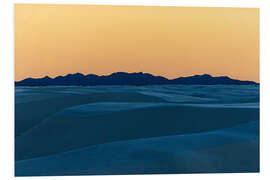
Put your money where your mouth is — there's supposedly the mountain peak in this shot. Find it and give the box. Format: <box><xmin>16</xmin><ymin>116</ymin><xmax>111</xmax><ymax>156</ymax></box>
<box><xmin>201</xmin><ymin>74</ymin><xmax>212</xmax><ymax>77</ymax></box>
<box><xmin>43</xmin><ymin>76</ymin><xmax>52</xmax><ymax>79</ymax></box>
<box><xmin>15</xmin><ymin>72</ymin><xmax>259</xmax><ymax>86</ymax></box>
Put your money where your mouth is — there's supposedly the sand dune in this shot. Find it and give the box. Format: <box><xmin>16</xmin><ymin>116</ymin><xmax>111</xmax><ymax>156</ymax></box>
<box><xmin>15</xmin><ymin>92</ymin><xmax>165</xmax><ymax>136</ymax></box>
<box><xmin>16</xmin><ymin>102</ymin><xmax>258</xmax><ymax>161</ymax></box>
<box><xmin>15</xmin><ymin>121</ymin><xmax>259</xmax><ymax>176</ymax></box>
<box><xmin>15</xmin><ymin>85</ymin><xmax>259</xmax><ymax>175</ymax></box>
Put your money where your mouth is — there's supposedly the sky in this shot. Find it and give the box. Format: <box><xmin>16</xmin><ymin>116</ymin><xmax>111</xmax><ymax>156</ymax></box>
<box><xmin>15</xmin><ymin>4</ymin><xmax>259</xmax><ymax>82</ymax></box>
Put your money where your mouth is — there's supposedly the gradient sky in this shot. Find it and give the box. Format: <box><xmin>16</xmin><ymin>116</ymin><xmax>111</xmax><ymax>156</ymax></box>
<box><xmin>15</xmin><ymin>4</ymin><xmax>259</xmax><ymax>82</ymax></box>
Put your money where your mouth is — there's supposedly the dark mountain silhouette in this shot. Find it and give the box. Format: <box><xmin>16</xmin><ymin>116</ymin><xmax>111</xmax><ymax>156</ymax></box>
<box><xmin>15</xmin><ymin>72</ymin><xmax>259</xmax><ymax>86</ymax></box>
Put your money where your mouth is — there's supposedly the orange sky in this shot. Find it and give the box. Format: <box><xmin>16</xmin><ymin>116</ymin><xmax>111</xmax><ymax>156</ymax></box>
<box><xmin>15</xmin><ymin>4</ymin><xmax>259</xmax><ymax>82</ymax></box>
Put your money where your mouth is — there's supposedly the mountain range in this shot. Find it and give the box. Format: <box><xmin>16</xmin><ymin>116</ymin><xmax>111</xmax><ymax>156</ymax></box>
<box><xmin>15</xmin><ymin>72</ymin><xmax>259</xmax><ymax>86</ymax></box>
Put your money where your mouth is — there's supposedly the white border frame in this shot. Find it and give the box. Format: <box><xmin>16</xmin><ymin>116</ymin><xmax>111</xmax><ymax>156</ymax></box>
<box><xmin>1</xmin><ymin>0</ymin><xmax>269</xmax><ymax>180</ymax></box>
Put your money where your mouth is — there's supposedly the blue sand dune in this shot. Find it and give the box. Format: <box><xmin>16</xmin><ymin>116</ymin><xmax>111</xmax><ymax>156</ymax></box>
<box><xmin>15</xmin><ymin>85</ymin><xmax>259</xmax><ymax>176</ymax></box>
<box><xmin>15</xmin><ymin>121</ymin><xmax>259</xmax><ymax>176</ymax></box>
<box><xmin>16</xmin><ymin>103</ymin><xmax>259</xmax><ymax>161</ymax></box>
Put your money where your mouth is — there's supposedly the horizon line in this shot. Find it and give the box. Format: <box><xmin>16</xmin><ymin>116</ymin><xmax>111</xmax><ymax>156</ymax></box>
<box><xmin>15</xmin><ymin>71</ymin><xmax>259</xmax><ymax>83</ymax></box>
